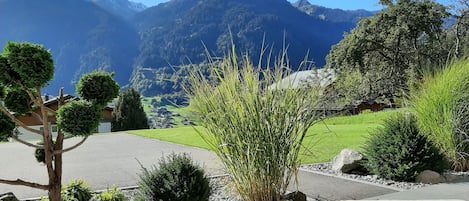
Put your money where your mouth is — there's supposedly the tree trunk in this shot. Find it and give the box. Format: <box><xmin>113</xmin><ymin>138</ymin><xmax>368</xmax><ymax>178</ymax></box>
<box><xmin>48</xmin><ymin>182</ymin><xmax>61</xmax><ymax>201</ymax></box>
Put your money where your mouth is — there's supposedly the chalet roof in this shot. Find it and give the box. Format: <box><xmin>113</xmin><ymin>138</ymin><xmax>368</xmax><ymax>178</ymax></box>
<box><xmin>42</xmin><ymin>95</ymin><xmax>113</xmax><ymax>111</ymax></box>
<box><xmin>43</xmin><ymin>94</ymin><xmax>76</xmax><ymax>106</ymax></box>
<box><xmin>269</xmin><ymin>68</ymin><xmax>336</xmax><ymax>89</ymax></box>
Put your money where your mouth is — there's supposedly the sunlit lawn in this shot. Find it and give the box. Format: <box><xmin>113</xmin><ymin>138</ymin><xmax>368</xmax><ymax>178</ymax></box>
<box><xmin>127</xmin><ymin>110</ymin><xmax>399</xmax><ymax>164</ymax></box>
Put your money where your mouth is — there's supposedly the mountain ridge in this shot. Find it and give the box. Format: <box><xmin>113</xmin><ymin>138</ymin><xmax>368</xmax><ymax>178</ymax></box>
<box><xmin>0</xmin><ymin>0</ymin><xmax>373</xmax><ymax>96</ymax></box>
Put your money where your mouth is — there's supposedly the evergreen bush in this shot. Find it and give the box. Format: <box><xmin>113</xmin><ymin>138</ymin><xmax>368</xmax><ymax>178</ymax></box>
<box><xmin>96</xmin><ymin>187</ymin><xmax>127</xmax><ymax>201</ymax></box>
<box><xmin>137</xmin><ymin>153</ymin><xmax>210</xmax><ymax>201</ymax></box>
<box><xmin>62</xmin><ymin>180</ymin><xmax>93</xmax><ymax>201</ymax></box>
<box><xmin>364</xmin><ymin>112</ymin><xmax>447</xmax><ymax>181</ymax></box>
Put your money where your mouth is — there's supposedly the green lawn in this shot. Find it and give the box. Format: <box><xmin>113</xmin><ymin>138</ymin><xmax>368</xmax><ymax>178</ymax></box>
<box><xmin>127</xmin><ymin>109</ymin><xmax>400</xmax><ymax>164</ymax></box>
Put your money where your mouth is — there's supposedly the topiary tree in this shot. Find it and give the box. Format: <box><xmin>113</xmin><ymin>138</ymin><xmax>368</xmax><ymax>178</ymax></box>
<box><xmin>111</xmin><ymin>88</ymin><xmax>149</xmax><ymax>132</ymax></box>
<box><xmin>0</xmin><ymin>42</ymin><xmax>119</xmax><ymax>201</ymax></box>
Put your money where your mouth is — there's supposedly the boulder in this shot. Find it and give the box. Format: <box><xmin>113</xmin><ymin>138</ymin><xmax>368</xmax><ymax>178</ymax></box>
<box><xmin>416</xmin><ymin>170</ymin><xmax>446</xmax><ymax>184</ymax></box>
<box><xmin>331</xmin><ymin>149</ymin><xmax>366</xmax><ymax>173</ymax></box>
<box><xmin>0</xmin><ymin>192</ymin><xmax>19</xmax><ymax>201</ymax></box>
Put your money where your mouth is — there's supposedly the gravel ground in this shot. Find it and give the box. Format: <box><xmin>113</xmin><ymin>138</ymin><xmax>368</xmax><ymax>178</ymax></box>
<box><xmin>30</xmin><ymin>163</ymin><xmax>469</xmax><ymax>201</ymax></box>
<box><xmin>117</xmin><ymin>176</ymin><xmax>322</xmax><ymax>201</ymax></box>
<box><xmin>300</xmin><ymin>162</ymin><xmax>469</xmax><ymax>191</ymax></box>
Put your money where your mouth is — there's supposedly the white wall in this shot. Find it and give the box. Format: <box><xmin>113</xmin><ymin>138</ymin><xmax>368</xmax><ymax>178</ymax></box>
<box><xmin>98</xmin><ymin>122</ymin><xmax>111</xmax><ymax>133</ymax></box>
<box><xmin>14</xmin><ymin>122</ymin><xmax>111</xmax><ymax>141</ymax></box>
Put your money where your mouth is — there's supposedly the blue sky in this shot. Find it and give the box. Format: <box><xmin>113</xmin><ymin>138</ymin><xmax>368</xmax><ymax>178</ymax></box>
<box><xmin>134</xmin><ymin>0</ymin><xmax>453</xmax><ymax>11</ymax></box>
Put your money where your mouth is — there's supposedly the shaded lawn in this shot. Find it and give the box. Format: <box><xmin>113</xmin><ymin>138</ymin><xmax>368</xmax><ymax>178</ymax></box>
<box><xmin>127</xmin><ymin>110</ymin><xmax>398</xmax><ymax>164</ymax></box>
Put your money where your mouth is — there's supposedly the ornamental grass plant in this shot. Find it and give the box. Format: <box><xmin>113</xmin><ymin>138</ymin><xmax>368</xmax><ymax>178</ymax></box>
<box><xmin>412</xmin><ymin>59</ymin><xmax>469</xmax><ymax>171</ymax></box>
<box><xmin>185</xmin><ymin>46</ymin><xmax>324</xmax><ymax>201</ymax></box>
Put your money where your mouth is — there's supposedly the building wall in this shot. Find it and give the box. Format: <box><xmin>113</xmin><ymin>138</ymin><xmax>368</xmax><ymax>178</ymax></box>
<box><xmin>15</xmin><ymin>122</ymin><xmax>110</xmax><ymax>141</ymax></box>
<box><xmin>98</xmin><ymin>122</ymin><xmax>111</xmax><ymax>133</ymax></box>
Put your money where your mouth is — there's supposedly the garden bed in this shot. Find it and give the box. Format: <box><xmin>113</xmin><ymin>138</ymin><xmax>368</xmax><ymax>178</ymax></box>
<box><xmin>301</xmin><ymin>163</ymin><xmax>469</xmax><ymax>191</ymax></box>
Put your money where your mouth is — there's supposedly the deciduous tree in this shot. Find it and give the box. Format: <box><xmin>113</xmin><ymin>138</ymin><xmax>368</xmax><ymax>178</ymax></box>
<box><xmin>327</xmin><ymin>0</ymin><xmax>449</xmax><ymax>105</ymax></box>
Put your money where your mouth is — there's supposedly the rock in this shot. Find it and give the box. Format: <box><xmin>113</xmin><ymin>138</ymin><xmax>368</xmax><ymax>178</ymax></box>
<box><xmin>416</xmin><ymin>170</ymin><xmax>446</xmax><ymax>184</ymax></box>
<box><xmin>443</xmin><ymin>172</ymin><xmax>464</xmax><ymax>182</ymax></box>
<box><xmin>331</xmin><ymin>149</ymin><xmax>366</xmax><ymax>173</ymax></box>
<box><xmin>0</xmin><ymin>192</ymin><xmax>19</xmax><ymax>201</ymax></box>
<box><xmin>281</xmin><ymin>191</ymin><xmax>307</xmax><ymax>201</ymax></box>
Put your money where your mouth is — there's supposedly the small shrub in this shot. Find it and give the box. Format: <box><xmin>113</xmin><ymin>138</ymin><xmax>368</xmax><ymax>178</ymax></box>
<box><xmin>364</xmin><ymin>112</ymin><xmax>447</xmax><ymax>181</ymax></box>
<box><xmin>62</xmin><ymin>180</ymin><xmax>94</xmax><ymax>201</ymax></box>
<box><xmin>137</xmin><ymin>153</ymin><xmax>210</xmax><ymax>201</ymax></box>
<box><xmin>96</xmin><ymin>187</ymin><xmax>127</xmax><ymax>201</ymax></box>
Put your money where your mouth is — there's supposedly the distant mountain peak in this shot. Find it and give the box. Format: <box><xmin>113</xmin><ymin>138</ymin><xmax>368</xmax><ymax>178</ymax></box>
<box><xmin>88</xmin><ymin>0</ymin><xmax>147</xmax><ymax>19</ymax></box>
<box><xmin>292</xmin><ymin>1</ymin><xmax>374</xmax><ymax>23</ymax></box>
<box><xmin>292</xmin><ymin>0</ymin><xmax>312</xmax><ymax>7</ymax></box>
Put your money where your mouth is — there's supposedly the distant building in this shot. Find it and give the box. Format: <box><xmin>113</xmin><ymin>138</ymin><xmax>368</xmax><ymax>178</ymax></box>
<box><xmin>272</xmin><ymin>69</ymin><xmax>393</xmax><ymax>115</ymax></box>
<box><xmin>14</xmin><ymin>95</ymin><xmax>113</xmax><ymax>140</ymax></box>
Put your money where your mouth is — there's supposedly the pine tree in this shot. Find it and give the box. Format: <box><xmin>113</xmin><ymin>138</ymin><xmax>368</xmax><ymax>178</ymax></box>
<box><xmin>112</xmin><ymin>88</ymin><xmax>149</xmax><ymax>131</ymax></box>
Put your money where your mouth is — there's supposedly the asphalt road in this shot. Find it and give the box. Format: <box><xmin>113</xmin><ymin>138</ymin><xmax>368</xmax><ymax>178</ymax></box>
<box><xmin>0</xmin><ymin>133</ymin><xmax>224</xmax><ymax>199</ymax></box>
<box><xmin>0</xmin><ymin>133</ymin><xmax>396</xmax><ymax>200</ymax></box>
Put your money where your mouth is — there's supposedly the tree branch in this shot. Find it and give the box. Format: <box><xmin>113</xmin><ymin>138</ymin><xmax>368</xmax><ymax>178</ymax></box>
<box><xmin>11</xmin><ymin>134</ymin><xmax>44</xmax><ymax>149</ymax></box>
<box><xmin>0</xmin><ymin>178</ymin><xmax>49</xmax><ymax>190</ymax></box>
<box><xmin>31</xmin><ymin>112</ymin><xmax>44</xmax><ymax>124</ymax></box>
<box><xmin>45</xmin><ymin>106</ymin><xmax>57</xmax><ymax>115</ymax></box>
<box><xmin>18</xmin><ymin>82</ymin><xmax>41</xmax><ymax>107</ymax></box>
<box><xmin>0</xmin><ymin>105</ymin><xmax>42</xmax><ymax>135</ymax></box>
<box><xmin>54</xmin><ymin>136</ymin><xmax>88</xmax><ymax>155</ymax></box>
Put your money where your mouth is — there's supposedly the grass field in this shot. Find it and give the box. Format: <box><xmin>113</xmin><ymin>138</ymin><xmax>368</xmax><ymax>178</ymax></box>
<box><xmin>128</xmin><ymin>109</ymin><xmax>400</xmax><ymax>164</ymax></box>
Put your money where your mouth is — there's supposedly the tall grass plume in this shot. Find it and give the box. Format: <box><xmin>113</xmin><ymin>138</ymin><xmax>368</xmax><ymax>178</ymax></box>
<box><xmin>412</xmin><ymin>59</ymin><xmax>469</xmax><ymax>171</ymax></box>
<box><xmin>185</xmin><ymin>45</ymin><xmax>324</xmax><ymax>200</ymax></box>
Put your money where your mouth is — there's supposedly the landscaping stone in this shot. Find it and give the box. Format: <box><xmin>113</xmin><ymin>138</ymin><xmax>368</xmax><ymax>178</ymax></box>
<box><xmin>443</xmin><ymin>172</ymin><xmax>464</xmax><ymax>182</ymax></box>
<box><xmin>416</xmin><ymin>170</ymin><xmax>446</xmax><ymax>184</ymax></box>
<box><xmin>331</xmin><ymin>149</ymin><xmax>366</xmax><ymax>173</ymax></box>
<box><xmin>0</xmin><ymin>192</ymin><xmax>19</xmax><ymax>201</ymax></box>
<box><xmin>281</xmin><ymin>191</ymin><xmax>307</xmax><ymax>201</ymax></box>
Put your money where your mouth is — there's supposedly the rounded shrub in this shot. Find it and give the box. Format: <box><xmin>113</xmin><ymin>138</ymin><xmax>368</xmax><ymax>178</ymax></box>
<box><xmin>3</xmin><ymin>87</ymin><xmax>33</xmax><ymax>114</ymax></box>
<box><xmin>137</xmin><ymin>153</ymin><xmax>211</xmax><ymax>201</ymax></box>
<box><xmin>364</xmin><ymin>112</ymin><xmax>447</xmax><ymax>181</ymax></box>
<box><xmin>3</xmin><ymin>42</ymin><xmax>54</xmax><ymax>88</ymax></box>
<box><xmin>62</xmin><ymin>180</ymin><xmax>93</xmax><ymax>201</ymax></box>
<box><xmin>57</xmin><ymin>100</ymin><xmax>101</xmax><ymax>137</ymax></box>
<box><xmin>76</xmin><ymin>71</ymin><xmax>119</xmax><ymax>106</ymax></box>
<box><xmin>35</xmin><ymin>148</ymin><xmax>46</xmax><ymax>163</ymax></box>
<box><xmin>0</xmin><ymin>111</ymin><xmax>15</xmax><ymax>141</ymax></box>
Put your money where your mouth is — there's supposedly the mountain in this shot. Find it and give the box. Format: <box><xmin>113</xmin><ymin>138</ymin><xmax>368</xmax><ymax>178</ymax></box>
<box><xmin>88</xmin><ymin>0</ymin><xmax>147</xmax><ymax>19</ymax></box>
<box><xmin>0</xmin><ymin>0</ymin><xmax>369</xmax><ymax>96</ymax></box>
<box><xmin>292</xmin><ymin>0</ymin><xmax>375</xmax><ymax>23</ymax></box>
<box><xmin>132</xmin><ymin>0</ymin><xmax>357</xmax><ymax>69</ymax></box>
<box><xmin>130</xmin><ymin>0</ymin><xmax>359</xmax><ymax>95</ymax></box>
<box><xmin>0</xmin><ymin>0</ymin><xmax>139</xmax><ymax>95</ymax></box>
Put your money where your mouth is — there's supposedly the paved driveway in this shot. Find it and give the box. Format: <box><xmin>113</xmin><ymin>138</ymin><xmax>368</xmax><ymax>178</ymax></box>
<box><xmin>0</xmin><ymin>133</ymin><xmax>399</xmax><ymax>200</ymax></box>
<box><xmin>0</xmin><ymin>133</ymin><xmax>224</xmax><ymax>199</ymax></box>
